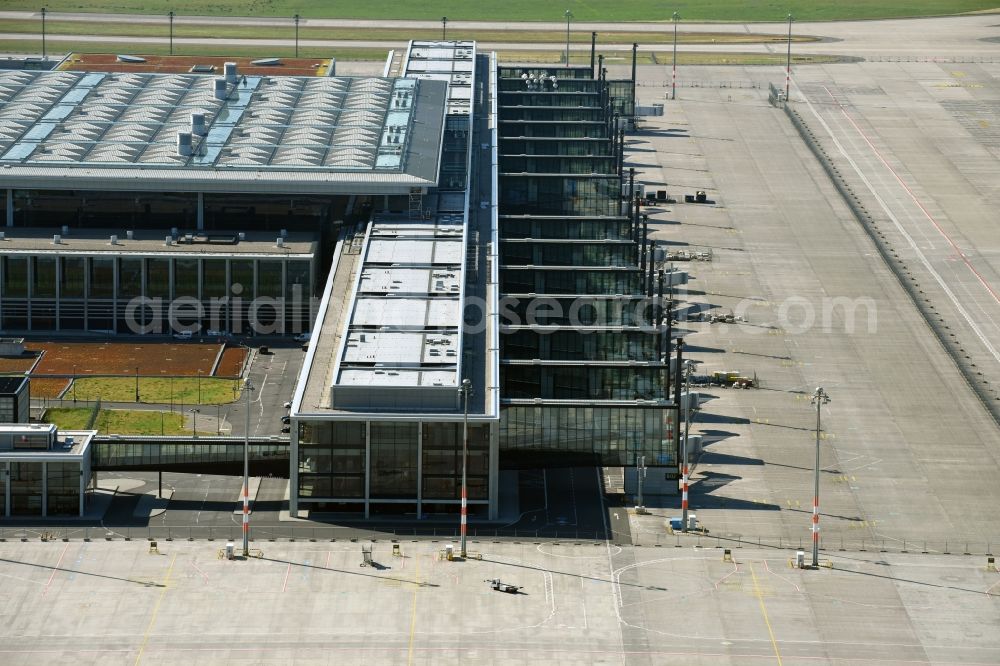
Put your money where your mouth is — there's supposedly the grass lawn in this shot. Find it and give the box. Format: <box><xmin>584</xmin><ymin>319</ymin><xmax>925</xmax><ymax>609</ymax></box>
<box><xmin>45</xmin><ymin>407</ymin><xmax>210</xmax><ymax>435</ymax></box>
<box><xmin>1</xmin><ymin>1</ymin><xmax>996</xmax><ymax>21</ymax></box>
<box><xmin>0</xmin><ymin>19</ymin><xmax>819</xmax><ymax>44</ymax></box>
<box><xmin>0</xmin><ymin>39</ymin><xmax>387</xmax><ymax>61</ymax></box>
<box><xmin>71</xmin><ymin>377</ymin><xmax>242</xmax><ymax>405</ymax></box>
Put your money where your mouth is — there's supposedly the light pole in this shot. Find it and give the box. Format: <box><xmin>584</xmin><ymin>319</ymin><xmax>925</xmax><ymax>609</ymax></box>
<box><xmin>168</xmin><ymin>10</ymin><xmax>174</xmax><ymax>55</ymax></box>
<box><xmin>197</xmin><ymin>370</ymin><xmax>202</xmax><ymax>405</ymax></box>
<box><xmin>810</xmin><ymin>387</ymin><xmax>830</xmax><ymax>567</ymax></box>
<box><xmin>564</xmin><ymin>10</ymin><xmax>573</xmax><ymax>67</ymax></box>
<box><xmin>293</xmin><ymin>14</ymin><xmax>300</xmax><ymax>58</ymax></box>
<box><xmin>458</xmin><ymin>378</ymin><xmax>471</xmax><ymax>558</ymax></box>
<box><xmin>72</xmin><ymin>365</ymin><xmax>77</xmax><ymax>403</ymax></box>
<box><xmin>785</xmin><ymin>13</ymin><xmax>793</xmax><ymax>102</ymax></box>
<box><xmin>242</xmin><ymin>376</ymin><xmax>255</xmax><ymax>557</ymax></box>
<box><xmin>671</xmin><ymin>11</ymin><xmax>679</xmax><ymax>100</ymax></box>
<box><xmin>681</xmin><ymin>358</ymin><xmax>697</xmax><ymax>527</ymax></box>
<box><xmin>190</xmin><ymin>408</ymin><xmax>199</xmax><ymax>437</ymax></box>
<box><xmin>40</xmin><ymin>7</ymin><xmax>46</xmax><ymax>60</ymax></box>
<box><xmin>135</xmin><ymin>366</ymin><xmax>140</xmax><ymax>402</ymax></box>
<box><xmin>441</xmin><ymin>16</ymin><xmax>448</xmax><ymax>40</ymax></box>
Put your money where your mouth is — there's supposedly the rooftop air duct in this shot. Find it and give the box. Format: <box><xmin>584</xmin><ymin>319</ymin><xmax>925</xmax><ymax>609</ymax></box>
<box><xmin>176</xmin><ymin>132</ymin><xmax>193</xmax><ymax>156</ymax></box>
<box><xmin>190</xmin><ymin>112</ymin><xmax>206</xmax><ymax>136</ymax></box>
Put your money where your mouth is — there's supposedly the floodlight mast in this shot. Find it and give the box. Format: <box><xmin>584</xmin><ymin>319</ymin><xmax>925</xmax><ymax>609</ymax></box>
<box><xmin>242</xmin><ymin>375</ymin><xmax>256</xmax><ymax>557</ymax></box>
<box><xmin>671</xmin><ymin>12</ymin><xmax>679</xmax><ymax>100</ymax></box>
<box><xmin>294</xmin><ymin>14</ymin><xmax>300</xmax><ymax>58</ymax></box>
<box><xmin>810</xmin><ymin>387</ymin><xmax>830</xmax><ymax>567</ymax></box>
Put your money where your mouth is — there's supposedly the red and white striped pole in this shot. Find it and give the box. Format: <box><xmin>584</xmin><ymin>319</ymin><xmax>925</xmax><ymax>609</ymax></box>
<box><xmin>811</xmin><ymin>494</ymin><xmax>820</xmax><ymax>556</ymax></box>
<box><xmin>242</xmin><ymin>375</ymin><xmax>254</xmax><ymax>558</ymax></box>
<box><xmin>681</xmin><ymin>464</ymin><xmax>689</xmax><ymax>523</ymax></box>
<box><xmin>242</xmin><ymin>481</ymin><xmax>250</xmax><ymax>548</ymax></box>
<box><xmin>459</xmin><ymin>378</ymin><xmax>471</xmax><ymax>559</ymax></box>
<box><xmin>460</xmin><ymin>484</ymin><xmax>467</xmax><ymax>554</ymax></box>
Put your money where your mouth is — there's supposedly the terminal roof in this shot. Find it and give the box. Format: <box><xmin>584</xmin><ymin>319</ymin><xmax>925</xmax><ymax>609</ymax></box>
<box><xmin>0</xmin><ymin>70</ymin><xmax>447</xmax><ymax>194</ymax></box>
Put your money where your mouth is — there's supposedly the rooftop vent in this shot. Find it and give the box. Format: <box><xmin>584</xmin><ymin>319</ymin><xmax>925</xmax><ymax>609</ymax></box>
<box><xmin>109</xmin><ymin>234</ymin><xmax>118</xmax><ymax>245</ymax></box>
<box><xmin>126</xmin><ymin>230</ymin><xmax>134</xmax><ymax>240</ymax></box>
<box><xmin>190</xmin><ymin>112</ymin><xmax>206</xmax><ymax>136</ymax></box>
<box><xmin>213</xmin><ymin>78</ymin><xmax>227</xmax><ymax>100</ymax></box>
<box><xmin>165</xmin><ymin>236</ymin><xmax>173</xmax><ymax>246</ymax></box>
<box><xmin>276</xmin><ymin>237</ymin><xmax>284</xmax><ymax>248</ymax></box>
<box><xmin>61</xmin><ymin>225</ymin><xmax>69</xmax><ymax>236</ymax></box>
<box><xmin>280</xmin><ymin>228</ymin><xmax>288</xmax><ymax>238</ymax></box>
<box><xmin>224</xmin><ymin>62</ymin><xmax>238</xmax><ymax>84</ymax></box>
<box><xmin>52</xmin><ymin>234</ymin><xmax>61</xmax><ymax>245</ymax></box>
<box><xmin>238</xmin><ymin>232</ymin><xmax>245</xmax><ymax>241</ymax></box>
<box><xmin>176</xmin><ymin>131</ymin><xmax>193</xmax><ymax>156</ymax></box>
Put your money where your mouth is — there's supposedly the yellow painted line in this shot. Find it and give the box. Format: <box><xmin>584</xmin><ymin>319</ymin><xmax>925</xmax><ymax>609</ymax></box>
<box><xmin>134</xmin><ymin>552</ymin><xmax>178</xmax><ymax>666</ymax></box>
<box><xmin>748</xmin><ymin>560</ymin><xmax>783</xmax><ymax>666</ymax></box>
<box><xmin>407</xmin><ymin>550</ymin><xmax>420</xmax><ymax>665</ymax></box>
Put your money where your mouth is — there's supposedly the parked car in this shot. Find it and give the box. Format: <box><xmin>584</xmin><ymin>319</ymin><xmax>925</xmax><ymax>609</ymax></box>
<box><xmin>281</xmin><ymin>415</ymin><xmax>291</xmax><ymax>425</ymax></box>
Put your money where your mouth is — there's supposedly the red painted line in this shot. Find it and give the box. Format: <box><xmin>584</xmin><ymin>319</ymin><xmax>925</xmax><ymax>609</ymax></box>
<box><xmin>281</xmin><ymin>562</ymin><xmax>291</xmax><ymax>593</ymax></box>
<box><xmin>190</xmin><ymin>561</ymin><xmax>209</xmax><ymax>584</ymax></box>
<box><xmin>823</xmin><ymin>85</ymin><xmax>1000</xmax><ymax>306</ymax></box>
<box><xmin>42</xmin><ymin>542</ymin><xmax>70</xmax><ymax>596</ymax></box>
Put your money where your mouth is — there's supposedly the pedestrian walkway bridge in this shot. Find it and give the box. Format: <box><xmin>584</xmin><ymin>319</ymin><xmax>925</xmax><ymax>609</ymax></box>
<box><xmin>92</xmin><ymin>435</ymin><xmax>289</xmax><ymax>475</ymax></box>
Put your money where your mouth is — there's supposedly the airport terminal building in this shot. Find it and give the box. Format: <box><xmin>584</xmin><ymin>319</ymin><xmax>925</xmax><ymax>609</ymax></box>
<box><xmin>0</xmin><ymin>43</ymin><xmax>683</xmax><ymax>520</ymax></box>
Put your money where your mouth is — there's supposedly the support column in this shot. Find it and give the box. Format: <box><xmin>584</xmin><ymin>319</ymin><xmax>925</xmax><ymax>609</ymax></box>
<box><xmin>41</xmin><ymin>462</ymin><xmax>47</xmax><ymax>518</ymax></box>
<box><xmin>196</xmin><ymin>192</ymin><xmax>204</xmax><ymax>230</ymax></box>
<box><xmin>55</xmin><ymin>252</ymin><xmax>61</xmax><ymax>331</ymax></box>
<box><xmin>488</xmin><ymin>422</ymin><xmax>500</xmax><ymax>520</ymax></box>
<box><xmin>289</xmin><ymin>418</ymin><xmax>299</xmax><ymax>517</ymax></box>
<box><xmin>364</xmin><ymin>420</ymin><xmax>371</xmax><ymax>519</ymax></box>
<box><xmin>79</xmin><ymin>464</ymin><xmax>85</xmax><ymax>517</ymax></box>
<box><xmin>5</xmin><ymin>189</ymin><xmax>12</xmax><ymax>227</ymax></box>
<box><xmin>416</xmin><ymin>421</ymin><xmax>423</xmax><ymax>518</ymax></box>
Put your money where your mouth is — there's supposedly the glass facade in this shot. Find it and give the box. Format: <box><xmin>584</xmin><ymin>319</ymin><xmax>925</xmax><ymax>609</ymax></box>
<box><xmin>500</xmin><ymin>406</ymin><xmax>675</xmax><ymax>468</ymax></box>
<box><xmin>422</xmin><ymin>423</ymin><xmax>489</xmax><ymax>501</ymax></box>
<box><xmin>11</xmin><ymin>190</ymin><xmax>343</xmax><ymax>231</ymax></box>
<box><xmin>296</xmin><ymin>419</ymin><xmax>494</xmax><ymax>515</ymax></box>
<box><xmin>0</xmin><ymin>255</ymin><xmax>314</xmax><ymax>336</ymax></box>
<box><xmin>370</xmin><ymin>422</ymin><xmax>418</xmax><ymax>499</ymax></box>
<box><xmin>496</xmin><ymin>63</ymin><xmax>673</xmax><ymax>470</ymax></box>
<box><xmin>46</xmin><ymin>462</ymin><xmax>79</xmax><ymax>516</ymax></box>
<box><xmin>0</xmin><ymin>459</ymin><xmax>88</xmax><ymax>517</ymax></box>
<box><xmin>9</xmin><ymin>462</ymin><xmax>43</xmax><ymax>516</ymax></box>
<box><xmin>92</xmin><ymin>440</ymin><xmax>287</xmax><ymax>470</ymax></box>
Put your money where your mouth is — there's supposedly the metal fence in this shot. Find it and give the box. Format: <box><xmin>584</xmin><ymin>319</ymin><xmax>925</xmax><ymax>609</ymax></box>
<box><xmin>0</xmin><ymin>525</ymin><xmax>993</xmax><ymax>556</ymax></box>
